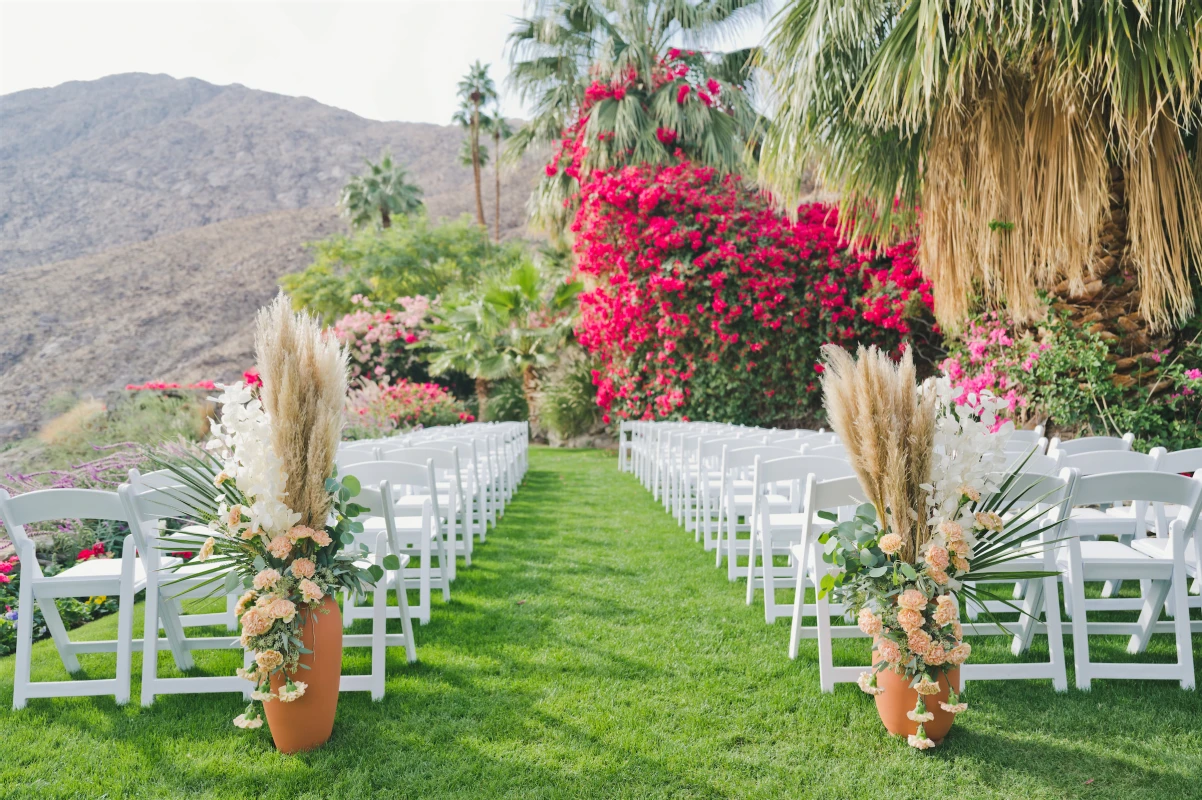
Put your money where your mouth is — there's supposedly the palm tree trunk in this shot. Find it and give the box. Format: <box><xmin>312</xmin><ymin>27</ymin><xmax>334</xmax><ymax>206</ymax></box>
<box><xmin>521</xmin><ymin>365</ymin><xmax>538</xmax><ymax>428</ymax></box>
<box><xmin>475</xmin><ymin>377</ymin><xmax>489</xmax><ymax>421</ymax></box>
<box><xmin>494</xmin><ymin>129</ymin><xmax>501</xmax><ymax>243</ymax></box>
<box><xmin>1052</xmin><ymin>163</ymin><xmax>1172</xmax><ymax>394</ymax></box>
<box><xmin>380</xmin><ymin>207</ymin><xmax>391</xmax><ymax>230</ymax></box>
<box><xmin>471</xmin><ymin>105</ymin><xmax>486</xmax><ymax>228</ymax></box>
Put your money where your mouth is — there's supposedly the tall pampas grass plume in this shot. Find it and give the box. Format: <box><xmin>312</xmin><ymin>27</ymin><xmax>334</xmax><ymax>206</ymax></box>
<box><xmin>820</xmin><ymin>344</ymin><xmax>936</xmax><ymax>562</ymax></box>
<box><xmin>254</xmin><ymin>292</ymin><xmax>348</xmax><ymax>528</ymax></box>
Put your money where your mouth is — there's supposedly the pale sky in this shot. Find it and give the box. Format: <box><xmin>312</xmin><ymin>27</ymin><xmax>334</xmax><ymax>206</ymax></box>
<box><xmin>0</xmin><ymin>0</ymin><xmax>778</xmax><ymax>125</ymax></box>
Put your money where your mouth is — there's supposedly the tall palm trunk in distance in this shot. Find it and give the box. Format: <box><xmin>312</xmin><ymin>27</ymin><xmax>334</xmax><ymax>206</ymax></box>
<box><xmin>475</xmin><ymin>377</ymin><xmax>489</xmax><ymax>421</ymax></box>
<box><xmin>521</xmin><ymin>364</ymin><xmax>538</xmax><ymax>429</ymax></box>
<box><xmin>494</xmin><ymin>128</ymin><xmax>502</xmax><ymax>242</ymax></box>
<box><xmin>379</xmin><ymin>207</ymin><xmax>391</xmax><ymax>229</ymax></box>
<box><xmin>471</xmin><ymin>102</ymin><xmax>486</xmax><ymax>228</ymax></box>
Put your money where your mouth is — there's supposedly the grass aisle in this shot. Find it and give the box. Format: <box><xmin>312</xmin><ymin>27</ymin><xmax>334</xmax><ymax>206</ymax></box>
<box><xmin>1</xmin><ymin>448</ymin><xmax>1200</xmax><ymax>798</ymax></box>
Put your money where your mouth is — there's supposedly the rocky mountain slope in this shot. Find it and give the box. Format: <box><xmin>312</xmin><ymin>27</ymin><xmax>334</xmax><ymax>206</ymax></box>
<box><xmin>0</xmin><ymin>73</ymin><xmax>543</xmax><ymax>437</ymax></box>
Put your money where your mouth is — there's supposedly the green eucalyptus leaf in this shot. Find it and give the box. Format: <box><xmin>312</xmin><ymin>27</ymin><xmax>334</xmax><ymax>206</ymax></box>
<box><xmin>382</xmin><ymin>554</ymin><xmax>401</xmax><ymax>570</ymax></box>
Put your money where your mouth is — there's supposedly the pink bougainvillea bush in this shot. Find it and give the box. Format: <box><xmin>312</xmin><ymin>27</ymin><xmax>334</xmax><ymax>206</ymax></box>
<box><xmin>332</xmin><ymin>294</ymin><xmax>433</xmax><ymax>386</ymax></box>
<box><xmin>572</xmin><ymin>160</ymin><xmax>935</xmax><ymax>425</ymax></box>
<box><xmin>344</xmin><ymin>379</ymin><xmax>474</xmax><ymax>439</ymax></box>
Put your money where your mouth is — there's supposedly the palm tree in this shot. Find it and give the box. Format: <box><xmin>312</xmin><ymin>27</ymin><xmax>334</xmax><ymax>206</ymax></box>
<box><xmin>339</xmin><ymin>152</ymin><xmax>423</xmax><ymax>230</ymax></box>
<box><xmin>455</xmin><ymin>62</ymin><xmax>499</xmax><ymax>229</ymax></box>
<box><xmin>482</xmin><ymin>111</ymin><xmax>514</xmax><ymax>242</ymax></box>
<box><xmin>506</xmin><ymin>0</ymin><xmax>767</xmax><ymax>232</ymax></box>
<box><xmin>758</xmin><ymin>1</ymin><xmax>1202</xmax><ymax>355</ymax></box>
<box><xmin>425</xmin><ymin>260</ymin><xmax>582</xmax><ymax>422</ymax></box>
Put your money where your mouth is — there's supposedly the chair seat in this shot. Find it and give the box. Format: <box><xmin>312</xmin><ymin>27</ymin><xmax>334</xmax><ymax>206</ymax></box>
<box><xmin>51</xmin><ymin>557</ymin><xmax>148</xmax><ymax>585</ymax></box>
<box><xmin>363</xmin><ymin>516</ymin><xmax>435</xmax><ymax>533</ymax></box>
<box><xmin>1131</xmin><ymin>537</ymin><xmax>1197</xmax><ymax>573</ymax></box>
<box><xmin>1057</xmin><ymin>540</ymin><xmax>1169</xmax><ymax>580</ymax></box>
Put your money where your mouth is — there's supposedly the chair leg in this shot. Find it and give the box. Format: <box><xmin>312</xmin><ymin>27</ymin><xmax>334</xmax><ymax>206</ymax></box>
<box><xmin>141</xmin><ymin>582</ymin><xmax>160</xmax><ymax>706</ymax></box>
<box><xmin>13</xmin><ymin>575</ymin><xmax>35</xmax><ymax>710</ymax></box>
<box><xmin>39</xmin><ymin>595</ymin><xmax>81</xmax><ymax>674</ymax></box>
<box><xmin>788</xmin><ymin>540</ymin><xmax>809</xmax><ymax>661</ymax></box>
<box><xmin>397</xmin><ymin>569</ymin><xmax>417</xmax><ymax>664</ymax></box>
<box><xmin>1066</xmin><ymin>547</ymin><xmax>1092</xmax><ymax>690</ymax></box>
<box><xmin>745</xmin><ymin>530</ymin><xmax>758</xmax><ymax>605</ymax></box>
<box><xmin>1128</xmin><ymin>578</ymin><xmax>1171</xmax><ymax>655</ymax></box>
<box><xmin>114</xmin><ymin>541</ymin><xmax>137</xmax><ymax>705</ymax></box>
<box><xmin>1170</xmin><ymin>560</ymin><xmax>1195</xmax><ymax>690</ymax></box>
<box><xmin>1042</xmin><ymin>575</ymin><xmax>1069</xmax><ymax>692</ymax></box>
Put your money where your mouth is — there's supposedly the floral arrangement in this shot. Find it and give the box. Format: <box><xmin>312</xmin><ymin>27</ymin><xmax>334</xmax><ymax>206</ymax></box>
<box><xmin>343</xmin><ymin>378</ymin><xmax>474</xmax><ymax>439</ymax></box>
<box><xmin>572</xmin><ymin>159</ymin><xmax>935</xmax><ymax>426</ymax></box>
<box><xmin>819</xmin><ymin>344</ymin><xmax>1061</xmax><ymax>749</ymax></box>
<box><xmin>152</xmin><ymin>295</ymin><xmax>383</xmax><ymax>732</ymax></box>
<box><xmin>332</xmin><ymin>294</ymin><xmax>432</xmax><ymax>387</ymax></box>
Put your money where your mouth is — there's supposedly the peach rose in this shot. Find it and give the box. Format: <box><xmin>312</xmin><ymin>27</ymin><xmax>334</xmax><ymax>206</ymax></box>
<box><xmin>253</xmin><ymin>568</ymin><xmax>282</xmax><ymax>591</ymax></box>
<box><xmin>290</xmin><ymin>558</ymin><xmax>316</xmax><ymax>579</ymax></box>
<box><xmin>878</xmin><ymin>533</ymin><xmax>903</xmax><ymax>556</ymax></box>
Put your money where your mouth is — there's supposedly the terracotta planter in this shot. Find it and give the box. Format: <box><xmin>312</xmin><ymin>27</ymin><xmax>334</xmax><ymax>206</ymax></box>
<box><xmin>264</xmin><ymin>595</ymin><xmax>343</xmax><ymax>753</ymax></box>
<box><xmin>871</xmin><ymin>657</ymin><xmax>960</xmax><ymax>743</ymax></box>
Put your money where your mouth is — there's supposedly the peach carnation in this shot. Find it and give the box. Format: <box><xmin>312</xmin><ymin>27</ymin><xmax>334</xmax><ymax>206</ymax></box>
<box><xmin>938</xmin><ymin>520</ymin><xmax>964</xmax><ymax>541</ymax></box>
<box><xmin>925</xmin><ymin>545</ymin><xmax>949</xmax><ymax>570</ymax></box>
<box><xmin>267</xmin><ymin>535</ymin><xmax>292</xmax><ymax>560</ymax></box>
<box><xmin>310</xmin><ymin>528</ymin><xmax>333</xmax><ymax>547</ymax></box>
<box><xmin>233</xmin><ymin>713</ymin><xmax>263</xmax><ymax>729</ymax></box>
<box><xmin>234</xmin><ymin>590</ymin><xmax>258</xmax><ymax>616</ymax></box>
<box><xmin>875</xmin><ymin>637</ymin><xmax>902</xmax><ymax>664</ymax></box>
<box><xmin>933</xmin><ymin>595</ymin><xmax>959</xmax><ymax>626</ymax></box>
<box><xmin>239</xmin><ymin>607</ymin><xmax>272</xmax><ymax>637</ymax></box>
<box><xmin>924</xmin><ymin>644</ymin><xmax>948</xmax><ymax>665</ymax></box>
<box><xmin>286</xmin><ymin>525</ymin><xmax>318</xmax><ymax>543</ymax></box>
<box><xmin>878</xmin><ymin>533</ymin><xmax>903</xmax><ymax>555</ymax></box>
<box><xmin>907</xmin><ymin>729</ymin><xmax>937</xmax><ymax>749</ymax></box>
<box><xmin>253</xmin><ymin>568</ymin><xmax>282</xmax><ymax>591</ymax></box>
<box><xmin>857</xmin><ymin>671</ymin><xmax>884</xmax><ymax>696</ymax></box>
<box><xmin>952</xmin><ymin>556</ymin><xmax>970</xmax><ymax>573</ymax></box>
<box><xmin>974</xmin><ymin>511</ymin><xmax>1004</xmax><ymax>532</ymax></box>
<box><xmin>927</xmin><ymin>567</ymin><xmax>950</xmax><ymax>585</ymax></box>
<box><xmin>198</xmin><ymin>536</ymin><xmax>216</xmax><ymax>562</ymax></box>
<box><xmin>266</xmin><ymin>596</ymin><xmax>297</xmax><ymax>623</ymax></box>
<box><xmin>914</xmin><ymin>676</ymin><xmax>941</xmax><ymax>696</ymax></box>
<box><xmin>299</xmin><ymin>578</ymin><xmax>324</xmax><ymax>603</ymax></box>
<box><xmin>255</xmin><ymin>649</ymin><xmax>284</xmax><ymax>671</ymax></box>
<box><xmin>897</xmin><ymin>589</ymin><xmax>928</xmax><ymax>611</ymax></box>
<box><xmin>897</xmin><ymin>608</ymin><xmax>925</xmax><ymax>633</ymax></box>
<box><xmin>947</xmin><ymin>642</ymin><xmax>972</xmax><ymax>665</ymax></box>
<box><xmin>290</xmin><ymin>557</ymin><xmax>316</xmax><ymax>579</ymax></box>
<box><xmin>952</xmin><ymin>622</ymin><xmax>963</xmax><ymax>640</ymax></box>
<box><xmin>907</xmin><ymin>629</ymin><xmax>932</xmax><ymax>655</ymax></box>
<box><xmin>949</xmin><ymin>539</ymin><xmax>970</xmax><ymax>556</ymax></box>
<box><xmin>857</xmin><ymin>608</ymin><xmax>883</xmax><ymax>636</ymax></box>
<box><xmin>959</xmin><ymin>484</ymin><xmax>981</xmax><ymax>503</ymax></box>
<box><xmin>940</xmin><ymin>701</ymin><xmax>969</xmax><ymax>713</ymax></box>
<box><xmin>278</xmin><ymin>681</ymin><xmax>307</xmax><ymax>703</ymax></box>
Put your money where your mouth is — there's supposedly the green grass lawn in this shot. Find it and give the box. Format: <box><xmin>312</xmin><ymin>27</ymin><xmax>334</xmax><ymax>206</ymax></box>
<box><xmin>1</xmin><ymin>447</ymin><xmax>1200</xmax><ymax>799</ymax></box>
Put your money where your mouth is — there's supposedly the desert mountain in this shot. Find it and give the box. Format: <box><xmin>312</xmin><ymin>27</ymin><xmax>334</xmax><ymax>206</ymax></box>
<box><xmin>0</xmin><ymin>73</ymin><xmax>543</xmax><ymax>438</ymax></box>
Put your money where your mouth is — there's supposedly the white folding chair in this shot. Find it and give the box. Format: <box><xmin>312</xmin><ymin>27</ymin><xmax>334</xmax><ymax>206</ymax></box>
<box><xmin>377</xmin><ymin>445</ymin><xmax>469</xmax><ymax>578</ymax></box>
<box><xmin>1058</xmin><ymin>470</ymin><xmax>1202</xmax><ymax>690</ymax></box>
<box><xmin>1048</xmin><ymin>433</ymin><xmax>1134</xmax><ymax>457</ymax></box>
<box><xmin>786</xmin><ymin>474</ymin><xmax>866</xmax><ymax>691</ymax></box>
<box><xmin>746</xmin><ymin>455</ymin><xmax>857</xmax><ymax>622</ymax></box>
<box><xmin>0</xmin><ymin>488</ymin><xmax>142</xmax><ymax>709</ymax></box>
<box><xmin>342</xmin><ymin>459</ymin><xmax>451</xmax><ymax>624</ymax></box>
<box><xmin>715</xmin><ymin>444</ymin><xmax>802</xmax><ymax>580</ymax></box>
<box><xmin>120</xmin><ymin>476</ymin><xmax>252</xmax><ymax>705</ymax></box>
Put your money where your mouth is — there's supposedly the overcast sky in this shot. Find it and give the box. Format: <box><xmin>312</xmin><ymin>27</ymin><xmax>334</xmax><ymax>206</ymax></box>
<box><xmin>0</xmin><ymin>0</ymin><xmax>777</xmax><ymax>125</ymax></box>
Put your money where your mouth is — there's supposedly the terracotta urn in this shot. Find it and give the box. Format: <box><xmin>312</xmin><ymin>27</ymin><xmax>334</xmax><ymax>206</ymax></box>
<box><xmin>264</xmin><ymin>595</ymin><xmax>343</xmax><ymax>753</ymax></box>
<box><xmin>871</xmin><ymin>659</ymin><xmax>960</xmax><ymax>743</ymax></box>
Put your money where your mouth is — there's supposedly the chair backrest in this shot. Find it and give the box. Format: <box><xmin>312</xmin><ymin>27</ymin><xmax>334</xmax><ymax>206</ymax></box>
<box><xmin>0</xmin><ymin>488</ymin><xmax>131</xmax><ymax>572</ymax></box>
<box><xmin>341</xmin><ymin>459</ymin><xmax>437</xmax><ymax>496</ymax></box>
<box><xmin>805</xmin><ymin>443</ymin><xmax>849</xmax><ymax>459</ymax></box>
<box><xmin>1006</xmin><ymin>449</ymin><xmax>1064</xmax><ymax>475</ymax></box>
<box><xmin>1009</xmin><ymin>425</ymin><xmax>1046</xmax><ymax>443</ymax></box>
<box><xmin>1048</xmin><ymin>433</ymin><xmax>1134</xmax><ymax>456</ymax></box>
<box><xmin>1003</xmin><ymin>437</ymin><xmax>1048</xmax><ymax>454</ymax></box>
<box><xmin>1151</xmin><ymin>446</ymin><xmax>1202</xmax><ymax>477</ymax></box>
<box><xmin>987</xmin><ymin>468</ymin><xmax>1074</xmax><ymax>521</ymax></box>
<box><xmin>722</xmin><ymin>445</ymin><xmax>814</xmax><ymax>471</ymax></box>
<box><xmin>1069</xmin><ymin>471</ymin><xmax>1202</xmax><ymax>524</ymax></box>
<box><xmin>755</xmin><ymin>455</ymin><xmax>858</xmax><ymax>487</ymax></box>
<box><xmin>1061</xmin><ymin>449</ymin><xmax>1157</xmax><ymax>476</ymax></box>
<box><xmin>804</xmin><ymin>474</ymin><xmax>865</xmax><ymax>516</ymax></box>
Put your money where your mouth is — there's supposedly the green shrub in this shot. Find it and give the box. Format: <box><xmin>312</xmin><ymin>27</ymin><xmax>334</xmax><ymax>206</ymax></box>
<box><xmin>541</xmin><ymin>358</ymin><xmax>602</xmax><ymax>439</ymax></box>
<box><xmin>484</xmin><ymin>378</ymin><xmax>528</xmax><ymax>422</ymax></box>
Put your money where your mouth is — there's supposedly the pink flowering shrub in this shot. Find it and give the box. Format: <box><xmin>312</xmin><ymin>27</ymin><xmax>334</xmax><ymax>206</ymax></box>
<box><xmin>572</xmin><ymin>160</ymin><xmax>935</xmax><ymax>425</ymax></box>
<box><xmin>332</xmin><ymin>295</ymin><xmax>433</xmax><ymax>386</ymax></box>
<box><xmin>344</xmin><ymin>379</ymin><xmax>474</xmax><ymax>439</ymax></box>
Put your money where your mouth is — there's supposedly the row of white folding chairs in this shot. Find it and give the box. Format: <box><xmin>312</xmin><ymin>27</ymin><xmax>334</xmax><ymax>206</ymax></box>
<box><xmin>0</xmin><ymin>473</ymin><xmax>413</xmax><ymax>709</ymax></box>
<box><xmin>626</xmin><ymin>422</ymin><xmax>1202</xmax><ymax>692</ymax></box>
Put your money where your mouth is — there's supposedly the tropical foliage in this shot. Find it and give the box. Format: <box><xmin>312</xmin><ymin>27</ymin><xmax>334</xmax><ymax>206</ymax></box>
<box><xmin>281</xmin><ymin>215</ymin><xmax>523</xmax><ymax>320</ymax></box>
<box><xmin>507</xmin><ymin>0</ymin><xmax>765</xmax><ymax>231</ymax></box>
<box><xmin>758</xmin><ymin>0</ymin><xmax>1202</xmax><ymax>333</ymax></box>
<box><xmin>339</xmin><ymin>152</ymin><xmax>424</xmax><ymax>230</ymax></box>
<box><xmin>573</xmin><ymin>159</ymin><xmax>933</xmax><ymax>425</ymax></box>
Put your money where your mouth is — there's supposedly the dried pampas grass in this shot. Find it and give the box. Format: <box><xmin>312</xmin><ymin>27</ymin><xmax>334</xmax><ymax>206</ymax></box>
<box><xmin>255</xmin><ymin>292</ymin><xmax>348</xmax><ymax>527</ymax></box>
<box><xmin>821</xmin><ymin>344</ymin><xmax>936</xmax><ymax>562</ymax></box>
